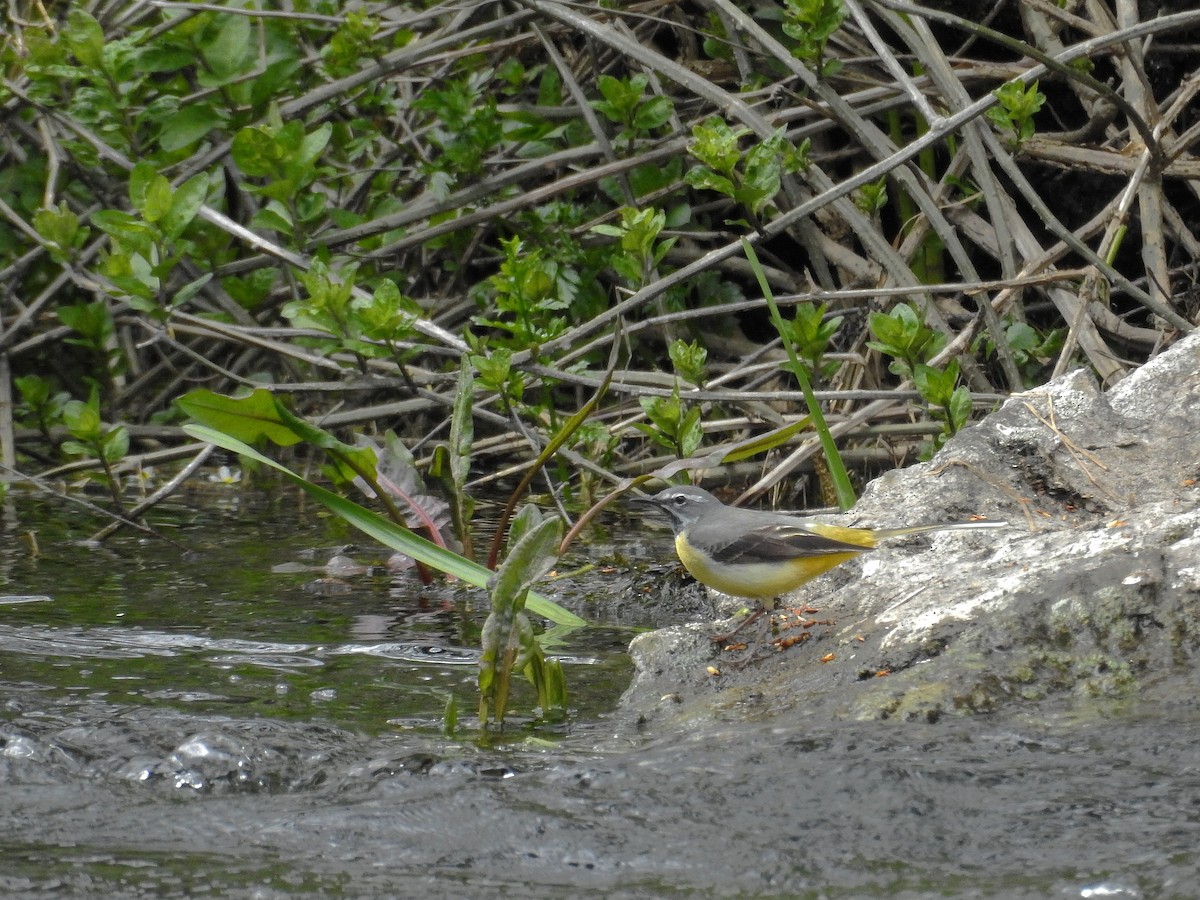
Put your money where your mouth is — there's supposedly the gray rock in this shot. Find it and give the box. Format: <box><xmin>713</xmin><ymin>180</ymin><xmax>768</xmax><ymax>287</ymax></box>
<box><xmin>621</xmin><ymin>332</ymin><xmax>1200</xmax><ymax>729</ymax></box>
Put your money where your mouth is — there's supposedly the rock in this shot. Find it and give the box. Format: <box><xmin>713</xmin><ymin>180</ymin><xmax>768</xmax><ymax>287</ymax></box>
<box><xmin>620</xmin><ymin>332</ymin><xmax>1200</xmax><ymax>729</ymax></box>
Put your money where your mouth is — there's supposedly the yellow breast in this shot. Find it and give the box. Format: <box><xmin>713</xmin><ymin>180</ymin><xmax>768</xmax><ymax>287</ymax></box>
<box><xmin>674</xmin><ymin>533</ymin><xmax>861</xmax><ymax>600</ymax></box>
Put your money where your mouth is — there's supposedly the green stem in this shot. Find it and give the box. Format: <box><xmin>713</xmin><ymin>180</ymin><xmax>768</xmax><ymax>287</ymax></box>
<box><xmin>741</xmin><ymin>238</ymin><xmax>857</xmax><ymax>510</ymax></box>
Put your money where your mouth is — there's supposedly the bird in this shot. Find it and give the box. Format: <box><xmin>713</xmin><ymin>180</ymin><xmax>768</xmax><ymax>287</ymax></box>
<box><xmin>641</xmin><ymin>484</ymin><xmax>1005</xmax><ymax>644</ymax></box>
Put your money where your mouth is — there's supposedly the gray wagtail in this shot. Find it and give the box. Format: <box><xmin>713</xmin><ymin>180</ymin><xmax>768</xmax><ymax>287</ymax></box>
<box><xmin>643</xmin><ymin>485</ymin><xmax>1005</xmax><ymax>635</ymax></box>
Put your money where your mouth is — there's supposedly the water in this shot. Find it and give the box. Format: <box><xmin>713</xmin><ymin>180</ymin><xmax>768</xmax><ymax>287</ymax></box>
<box><xmin>1</xmin><ymin>491</ymin><xmax>1197</xmax><ymax>897</ymax></box>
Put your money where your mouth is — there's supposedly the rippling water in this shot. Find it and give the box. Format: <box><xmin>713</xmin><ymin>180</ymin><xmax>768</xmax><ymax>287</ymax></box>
<box><xmin>1</xmin><ymin>493</ymin><xmax>1197</xmax><ymax>898</ymax></box>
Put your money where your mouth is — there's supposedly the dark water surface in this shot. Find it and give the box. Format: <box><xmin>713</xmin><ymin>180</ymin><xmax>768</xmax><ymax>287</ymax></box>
<box><xmin>1</xmin><ymin>493</ymin><xmax>1196</xmax><ymax>898</ymax></box>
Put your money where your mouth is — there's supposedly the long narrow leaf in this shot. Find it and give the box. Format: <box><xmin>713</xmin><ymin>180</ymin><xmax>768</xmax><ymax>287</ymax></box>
<box><xmin>742</xmin><ymin>238</ymin><xmax>857</xmax><ymax>509</ymax></box>
<box><xmin>183</xmin><ymin>424</ymin><xmax>585</xmax><ymax>626</ymax></box>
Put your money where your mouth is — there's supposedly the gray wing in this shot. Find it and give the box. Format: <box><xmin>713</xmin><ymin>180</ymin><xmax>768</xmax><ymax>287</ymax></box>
<box><xmin>699</xmin><ymin>522</ymin><xmax>870</xmax><ymax>565</ymax></box>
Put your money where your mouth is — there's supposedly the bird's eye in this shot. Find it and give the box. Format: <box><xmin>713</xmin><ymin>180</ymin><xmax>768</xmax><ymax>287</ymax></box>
<box><xmin>672</xmin><ymin>495</ymin><xmax>687</xmax><ymax>505</ymax></box>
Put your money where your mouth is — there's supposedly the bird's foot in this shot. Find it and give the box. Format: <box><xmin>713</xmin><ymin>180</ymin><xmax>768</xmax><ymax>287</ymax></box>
<box><xmin>708</xmin><ymin>606</ymin><xmax>768</xmax><ymax>644</ymax></box>
<box><xmin>712</xmin><ymin>610</ymin><xmax>836</xmax><ymax>669</ymax></box>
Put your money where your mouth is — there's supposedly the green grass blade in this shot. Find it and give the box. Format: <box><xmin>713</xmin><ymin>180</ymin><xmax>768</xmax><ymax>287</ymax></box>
<box><xmin>741</xmin><ymin>238</ymin><xmax>857</xmax><ymax>509</ymax></box>
<box><xmin>183</xmin><ymin>424</ymin><xmax>586</xmax><ymax>626</ymax></box>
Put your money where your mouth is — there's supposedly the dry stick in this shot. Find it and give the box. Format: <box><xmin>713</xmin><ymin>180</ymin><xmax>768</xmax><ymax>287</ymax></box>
<box><xmin>1019</xmin><ymin>0</ymin><xmax>1110</xmax><ymax>140</ymax></box>
<box><xmin>705</xmin><ymin>1</ymin><xmax>757</xmax><ymax>83</ymax></box>
<box><xmin>1115</xmin><ymin>0</ymin><xmax>1173</xmax><ymax>327</ymax></box>
<box><xmin>982</xmin><ymin>161</ymin><xmax>1127</xmax><ymax>385</ymax></box>
<box><xmin>353</xmin><ymin>141</ymin><xmax>686</xmax><ymax>264</ymax></box>
<box><xmin>277</xmin><ymin>5</ymin><xmax>524</xmax><ymax>122</ymax></box>
<box><xmin>0</xmin><ymin>195</ymin><xmax>48</xmax><ymax>245</ymax></box>
<box><xmin>867</xmin><ymin>0</ymin><xmax>1197</xmax><ymax>332</ymax></box>
<box><xmin>165</xmin><ymin>313</ymin><xmax>351</xmax><ymax>373</ymax></box>
<box><xmin>950</xmin><ymin>195</ymin><xmax>1163</xmax><ymax>352</ymax></box>
<box><xmin>558</xmin><ymin>269</ymin><xmax>1092</xmax><ymax>373</ymax></box>
<box><xmin>893</xmin><ymin>5</ymin><xmax>1140</xmax><ymax>383</ymax></box>
<box><xmin>87</xmin><ymin>444</ymin><xmax>215</xmax><ymax>543</ymax></box>
<box><xmin>712</xmin><ymin>1</ymin><xmax>991</xmax><ymax>331</ymax></box>
<box><xmin>310</xmin><ymin>140</ymin><xmax>615</xmax><ymax>255</ymax></box>
<box><xmin>1158</xmin><ymin>73</ymin><xmax>1200</xmax><ymax>258</ymax></box>
<box><xmin>0</xmin><ymin>463</ymin><xmax>190</xmax><ymax>549</ymax></box>
<box><xmin>35</xmin><ymin>115</ymin><xmax>62</xmax><ymax>209</ymax></box>
<box><xmin>1051</xmin><ymin>148</ymin><xmax>1156</xmax><ymax>379</ymax></box>
<box><xmin>0</xmin><ymin>353</ymin><xmax>15</xmax><ymax>472</ymax></box>
<box><xmin>1010</xmin><ymin>140</ymin><xmax>1200</xmax><ymax>181</ymax></box>
<box><xmin>523</xmin><ymin>359</ymin><xmax>996</xmax><ymax>405</ymax></box>
<box><xmin>1160</xmin><ymin>201</ymin><xmax>1200</xmax><ymax>273</ymax></box>
<box><xmin>843</xmin><ymin>0</ymin><xmax>941</xmax><ymax>127</ymax></box>
<box><xmin>609</xmin><ymin>0</ymin><xmax>1022</xmax><ymax>451</ymax></box>
<box><xmin>881</xmin><ymin>0</ymin><xmax>1159</xmax><ymax>156</ymax></box>
<box><xmin>536</xmin><ymin>23</ymin><xmax>634</xmax><ymax>204</ymax></box>
<box><xmin>739</xmin><ymin>396</ymin><xmax>907</xmax><ymax>502</ymax></box>
<box><xmin>864</xmin><ymin>4</ymin><xmax>1026</xmax><ymax>390</ymax></box>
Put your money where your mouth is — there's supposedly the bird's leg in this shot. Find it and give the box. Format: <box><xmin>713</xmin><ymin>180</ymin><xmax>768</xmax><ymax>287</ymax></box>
<box><xmin>721</xmin><ymin>613</ymin><xmax>780</xmax><ymax>669</ymax></box>
<box><xmin>709</xmin><ymin>599</ymin><xmax>776</xmax><ymax>644</ymax></box>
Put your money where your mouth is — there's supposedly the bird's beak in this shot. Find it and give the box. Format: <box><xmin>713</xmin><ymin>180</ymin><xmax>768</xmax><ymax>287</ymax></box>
<box><xmin>630</xmin><ymin>493</ymin><xmax>665</xmax><ymax>512</ymax></box>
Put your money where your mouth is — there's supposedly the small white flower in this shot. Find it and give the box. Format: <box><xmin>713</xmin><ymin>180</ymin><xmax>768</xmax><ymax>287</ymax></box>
<box><xmin>209</xmin><ymin>465</ymin><xmax>242</xmax><ymax>485</ymax></box>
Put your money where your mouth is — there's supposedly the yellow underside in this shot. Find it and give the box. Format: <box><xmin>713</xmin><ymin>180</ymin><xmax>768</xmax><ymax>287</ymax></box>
<box><xmin>675</xmin><ymin>533</ymin><xmax>862</xmax><ymax>600</ymax></box>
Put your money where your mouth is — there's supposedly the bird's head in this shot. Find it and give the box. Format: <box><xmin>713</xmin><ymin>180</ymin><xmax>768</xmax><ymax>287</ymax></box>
<box><xmin>639</xmin><ymin>485</ymin><xmax>723</xmax><ymax>533</ymax></box>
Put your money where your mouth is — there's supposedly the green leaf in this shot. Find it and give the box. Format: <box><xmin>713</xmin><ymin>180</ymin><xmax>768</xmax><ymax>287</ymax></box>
<box><xmin>58</xmin><ymin>301</ymin><xmax>113</xmax><ymax>346</ymax></box>
<box><xmin>525</xmin><ymin>654</ymin><xmax>568</xmax><ymax>718</ymax></box>
<box><xmin>590</xmin><ymin>223</ymin><xmax>625</xmax><ymax>239</ymax></box>
<box><xmin>65</xmin><ymin>9</ymin><xmax>105</xmax><ymax>69</ymax></box>
<box><xmin>668</xmin><ymin>339</ymin><xmax>707</xmax><ymax>386</ymax></box>
<box><xmin>182</xmin><ymin>424</ymin><xmax>585</xmax><ymax>626</ymax></box>
<box><xmin>684</xmin><ymin>167</ymin><xmax>736</xmax><ymax>198</ymax></box>
<box><xmin>441</xmin><ymin>693</ymin><xmax>459</xmax><ymax>735</ymax></box>
<box><xmin>448</xmin><ymin>356</ymin><xmax>474</xmax><ymax>488</ymax></box>
<box><xmin>640</xmin><ymin>392</ymin><xmax>681</xmax><ymax>433</ymax></box>
<box><xmin>231</xmin><ymin>126</ymin><xmax>283</xmax><ymax>179</ymax></box>
<box><xmin>688</xmin><ymin>116</ymin><xmax>745</xmax><ymax>173</ymax></box>
<box><xmin>199</xmin><ymin>12</ymin><xmax>252</xmax><ymax>83</ymax></box>
<box><xmin>741</xmin><ymin>132</ymin><xmax>786</xmax><ymax>211</ymax></box>
<box><xmin>911</xmin><ymin>363</ymin><xmax>942</xmax><ymax>402</ymax></box>
<box><xmin>251</xmin><ymin>57</ymin><xmax>303</xmax><ymax>112</ymax></box>
<box><xmin>33</xmin><ymin>205</ymin><xmax>84</xmax><ymax>261</ymax></box>
<box><xmin>15</xmin><ymin>375</ymin><xmax>51</xmax><ymax>408</ymax></box>
<box><xmin>633</xmin><ymin>95</ymin><xmax>673</xmax><ymax>131</ymax></box>
<box><xmin>251</xmin><ymin>203</ymin><xmax>294</xmax><ymax>235</ymax></box>
<box><xmin>129</xmin><ymin>163</ymin><xmax>158</xmax><ymax>211</ymax></box>
<box><xmin>948</xmin><ymin>386</ymin><xmax>973</xmax><ymax>431</ymax></box>
<box><xmin>101</xmin><ymin>425</ymin><xmax>130</xmax><ymax>461</ymax></box>
<box><xmin>506</xmin><ymin>503</ymin><xmax>544</xmax><ymax>554</ymax></box>
<box><xmin>172</xmin><ymin>274</ymin><xmax>212</xmax><ymax>308</ymax></box>
<box><xmin>488</xmin><ymin>514</ymin><xmax>563</xmax><ymax>612</ymax></box>
<box><xmin>1006</xmin><ymin>321</ymin><xmax>1040</xmax><ymax>353</ymax></box>
<box><xmin>160</xmin><ymin>104</ymin><xmax>225</xmax><ymax>152</ymax></box>
<box><xmin>679</xmin><ymin>406</ymin><xmax>704</xmax><ymax>457</ymax></box>
<box><xmin>272</xmin><ymin>399</ymin><xmax>353</xmax><ymax>453</ymax></box>
<box><xmin>62</xmin><ymin>399</ymin><xmax>102</xmax><ymax>441</ymax></box>
<box><xmin>177</xmin><ymin>388</ymin><xmax>303</xmax><ymax>447</ymax></box>
<box><xmin>91</xmin><ymin>210</ymin><xmax>156</xmax><ymax>256</ymax></box>
<box><xmin>297</xmin><ymin>122</ymin><xmax>333</xmax><ymax>169</ymax></box>
<box><xmin>718</xmin><ymin>419</ymin><xmax>811</xmax><ymax>463</ymax></box>
<box><xmin>161</xmin><ymin>174</ymin><xmax>209</xmax><ymax>238</ymax></box>
<box><xmin>141</xmin><ymin>174</ymin><xmax>173</xmax><ymax>224</ymax></box>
